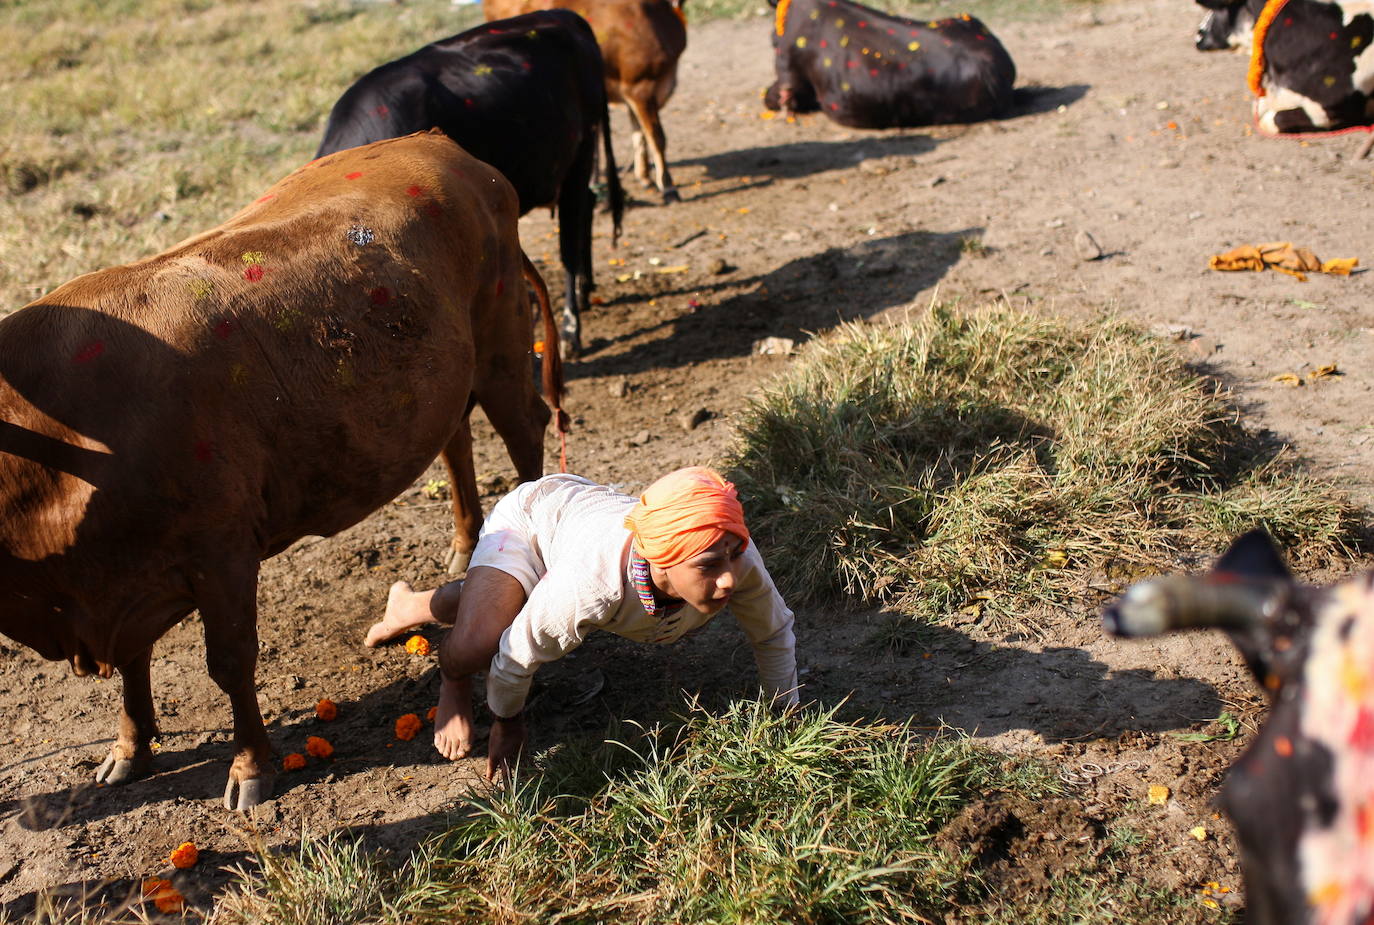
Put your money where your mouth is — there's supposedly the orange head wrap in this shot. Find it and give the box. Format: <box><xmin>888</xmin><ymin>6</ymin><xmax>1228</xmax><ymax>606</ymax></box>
<box><xmin>623</xmin><ymin>467</ymin><xmax>750</xmax><ymax>568</ymax></box>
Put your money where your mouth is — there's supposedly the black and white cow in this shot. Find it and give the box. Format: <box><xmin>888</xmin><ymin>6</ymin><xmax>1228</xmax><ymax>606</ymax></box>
<box><xmin>1104</xmin><ymin>530</ymin><xmax>1374</xmax><ymax>925</ymax></box>
<box><xmin>1196</xmin><ymin>0</ymin><xmax>1262</xmax><ymax>50</ymax></box>
<box><xmin>317</xmin><ymin>9</ymin><xmax>625</xmax><ymax>357</ymax></box>
<box><xmin>1253</xmin><ymin>0</ymin><xmax>1374</xmax><ymax>133</ymax></box>
<box><xmin>763</xmin><ymin>0</ymin><xmax>1016</xmax><ymax>128</ymax></box>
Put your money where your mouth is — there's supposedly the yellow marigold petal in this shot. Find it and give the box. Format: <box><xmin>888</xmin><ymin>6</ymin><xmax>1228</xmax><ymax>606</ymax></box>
<box><xmin>1148</xmin><ymin>784</ymin><xmax>1170</xmax><ymax>805</ymax></box>
<box><xmin>169</xmin><ymin>842</ymin><xmax>199</xmax><ymax>869</ymax></box>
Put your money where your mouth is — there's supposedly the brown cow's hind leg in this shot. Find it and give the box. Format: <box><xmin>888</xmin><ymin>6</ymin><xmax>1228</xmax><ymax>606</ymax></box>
<box><xmin>442</xmin><ymin>417</ymin><xmax>484</xmax><ymax>576</ymax></box>
<box><xmin>197</xmin><ymin>560</ymin><xmax>274</xmax><ymax>810</ymax></box>
<box><xmin>96</xmin><ymin>646</ymin><xmax>158</xmax><ymax>785</ymax></box>
<box><xmin>625</xmin><ymin>92</ymin><xmax>678</xmax><ymax>203</ymax></box>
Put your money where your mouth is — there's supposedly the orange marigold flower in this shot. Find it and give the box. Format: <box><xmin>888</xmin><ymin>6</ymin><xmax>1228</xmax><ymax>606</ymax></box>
<box><xmin>395</xmin><ymin>713</ymin><xmax>423</xmax><ymax>741</ymax></box>
<box><xmin>315</xmin><ymin>698</ymin><xmax>338</xmax><ymax>721</ymax></box>
<box><xmin>154</xmin><ymin>888</ymin><xmax>185</xmax><ymax>914</ymax></box>
<box><xmin>283</xmin><ymin>752</ymin><xmax>307</xmax><ymax>771</ymax></box>
<box><xmin>426</xmin><ymin>706</ymin><xmax>437</xmax><ymax>723</ymax></box>
<box><xmin>532</xmin><ymin>340</ymin><xmax>546</xmax><ymax>355</ymax></box>
<box><xmin>404</xmin><ymin>635</ymin><xmax>431</xmax><ymax>656</ymax></box>
<box><xmin>169</xmin><ymin>841</ymin><xmax>198</xmax><ymax>869</ymax></box>
<box><xmin>306</xmin><ymin>736</ymin><xmax>334</xmax><ymax>759</ymax></box>
<box><xmin>142</xmin><ymin>877</ymin><xmax>172</xmax><ymax>898</ymax></box>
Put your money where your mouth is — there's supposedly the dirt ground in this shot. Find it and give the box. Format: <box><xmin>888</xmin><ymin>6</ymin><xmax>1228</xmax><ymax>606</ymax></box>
<box><xmin>3</xmin><ymin>0</ymin><xmax>1374</xmax><ymax>918</ymax></box>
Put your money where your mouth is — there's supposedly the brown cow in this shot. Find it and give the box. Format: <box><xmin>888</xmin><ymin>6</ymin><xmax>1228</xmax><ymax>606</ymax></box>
<box><xmin>482</xmin><ymin>0</ymin><xmax>687</xmax><ymax>202</ymax></box>
<box><xmin>0</xmin><ymin>130</ymin><xmax>565</xmax><ymax>809</ymax></box>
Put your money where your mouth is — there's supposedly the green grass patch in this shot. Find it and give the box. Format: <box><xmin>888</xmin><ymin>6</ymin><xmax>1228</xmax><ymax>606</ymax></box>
<box><xmin>724</xmin><ymin>304</ymin><xmax>1363</xmax><ymax>624</ymax></box>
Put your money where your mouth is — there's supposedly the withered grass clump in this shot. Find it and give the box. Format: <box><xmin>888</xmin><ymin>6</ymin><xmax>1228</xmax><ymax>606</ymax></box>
<box><xmin>726</xmin><ymin>303</ymin><xmax>1361</xmax><ymax>622</ymax></box>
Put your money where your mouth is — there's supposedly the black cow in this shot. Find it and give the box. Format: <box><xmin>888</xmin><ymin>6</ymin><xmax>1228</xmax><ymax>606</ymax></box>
<box><xmin>1196</xmin><ymin>0</ymin><xmax>1261</xmax><ymax>50</ymax></box>
<box><xmin>1103</xmin><ymin>530</ymin><xmax>1374</xmax><ymax>925</ymax></box>
<box><xmin>762</xmin><ymin>0</ymin><xmax>1016</xmax><ymax>128</ymax></box>
<box><xmin>317</xmin><ymin>9</ymin><xmax>625</xmax><ymax>357</ymax></box>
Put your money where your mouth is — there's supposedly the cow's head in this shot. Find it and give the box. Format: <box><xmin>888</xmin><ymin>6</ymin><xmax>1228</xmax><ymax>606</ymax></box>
<box><xmin>1196</xmin><ymin>0</ymin><xmax>1257</xmax><ymax>50</ymax></box>
<box><xmin>1104</xmin><ymin>529</ymin><xmax>1374</xmax><ymax>925</ymax></box>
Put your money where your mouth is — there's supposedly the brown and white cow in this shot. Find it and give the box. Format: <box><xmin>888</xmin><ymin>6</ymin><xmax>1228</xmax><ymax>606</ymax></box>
<box><xmin>316</xmin><ymin>9</ymin><xmax>625</xmax><ymax>358</ymax></box>
<box><xmin>482</xmin><ymin>0</ymin><xmax>687</xmax><ymax>202</ymax></box>
<box><xmin>0</xmin><ymin>130</ymin><xmax>565</xmax><ymax>809</ymax></box>
<box><xmin>1103</xmin><ymin>530</ymin><xmax>1374</xmax><ymax>925</ymax></box>
<box><xmin>763</xmin><ymin>0</ymin><xmax>1016</xmax><ymax>128</ymax></box>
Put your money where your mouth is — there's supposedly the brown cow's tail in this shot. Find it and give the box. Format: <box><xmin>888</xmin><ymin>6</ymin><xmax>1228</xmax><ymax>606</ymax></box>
<box><xmin>522</xmin><ymin>252</ymin><xmax>570</xmax><ymax>472</ymax></box>
<box><xmin>600</xmin><ymin>91</ymin><xmax>626</xmax><ymax>247</ymax></box>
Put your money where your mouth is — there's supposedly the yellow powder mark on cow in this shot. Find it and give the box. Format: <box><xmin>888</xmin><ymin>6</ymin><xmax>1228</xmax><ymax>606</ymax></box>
<box><xmin>840</xmin><ymin>35</ymin><xmax>850</xmax><ymax>46</ymax></box>
<box><xmin>841</xmin><ymin>81</ymin><xmax>851</xmax><ymax>91</ymax></box>
<box><xmin>796</xmin><ymin>36</ymin><xmax>807</xmax><ymax>48</ymax></box>
<box><xmin>960</xmin><ymin>11</ymin><xmax>971</xmax><ymax>19</ymax></box>
<box><xmin>928</xmin><ymin>20</ymin><xmax>939</xmax><ymax>27</ymax></box>
<box><xmin>873</xmin><ymin>51</ymin><xmax>882</xmax><ymax>59</ymax></box>
<box><xmin>1341</xmin><ymin>653</ymin><xmax>1369</xmax><ymax>700</ymax></box>
<box><xmin>1323</xmin><ymin>75</ymin><xmax>1337</xmax><ymax>87</ymax></box>
<box><xmin>1354</xmin><ymin>35</ymin><xmax>1364</xmax><ymax>48</ymax></box>
<box><xmin>474</xmin><ymin>65</ymin><xmax>493</xmax><ymax>76</ymax></box>
<box><xmin>774</xmin><ymin>0</ymin><xmax>792</xmax><ymax>35</ymax></box>
<box><xmin>809</xmin><ymin>8</ymin><xmax>819</xmax><ymax>18</ymax></box>
<box><xmin>337</xmin><ymin>358</ymin><xmax>354</xmax><ymax>387</ymax></box>
<box><xmin>229</xmin><ymin>363</ymin><xmax>247</xmax><ymax>386</ymax></box>
<box><xmin>834</xmin><ymin>17</ymin><xmax>845</xmax><ymax>27</ymax></box>
<box><xmin>908</xmin><ymin>40</ymin><xmax>921</xmax><ymax>51</ymax></box>
<box><xmin>526</xmin><ymin>29</ymin><xmax>537</xmax><ymax>38</ymax></box>
<box><xmin>1310</xmin><ymin>881</ymin><xmax>1345</xmax><ymax>907</ymax></box>
<box><xmin>823</xmin><ymin>57</ymin><xmax>832</xmax><ymax>66</ymax></box>
<box><xmin>273</xmin><ymin>306</ymin><xmax>301</xmax><ymax>331</ymax></box>
<box><xmin>1249</xmin><ymin>0</ymin><xmax>1290</xmax><ymax>97</ymax></box>
<box><xmin>189</xmin><ymin>279</ymin><xmax>213</xmax><ymax>300</ymax></box>
<box><xmin>861</xmin><ymin>46</ymin><xmax>870</xmax><ymax>54</ymax></box>
<box><xmin>240</xmin><ymin>251</ymin><xmax>266</xmax><ymax>265</ymax></box>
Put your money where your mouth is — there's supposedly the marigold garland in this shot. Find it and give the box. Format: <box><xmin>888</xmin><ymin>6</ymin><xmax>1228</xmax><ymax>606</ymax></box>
<box><xmin>1248</xmin><ymin>0</ymin><xmax>1290</xmax><ymax>97</ymax></box>
<box><xmin>395</xmin><ymin>713</ymin><xmax>423</xmax><ymax>741</ymax></box>
<box><xmin>775</xmin><ymin>0</ymin><xmax>792</xmax><ymax>36</ymax></box>
<box><xmin>169</xmin><ymin>842</ymin><xmax>199</xmax><ymax>869</ymax></box>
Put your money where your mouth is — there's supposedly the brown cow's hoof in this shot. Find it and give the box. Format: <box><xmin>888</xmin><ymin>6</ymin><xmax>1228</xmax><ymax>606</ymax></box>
<box><xmin>95</xmin><ymin>751</ymin><xmax>152</xmax><ymax>786</ymax></box>
<box><xmin>223</xmin><ymin>775</ymin><xmax>270</xmax><ymax>811</ymax></box>
<box><xmin>446</xmin><ymin>548</ymin><xmax>472</xmax><ymax>576</ymax></box>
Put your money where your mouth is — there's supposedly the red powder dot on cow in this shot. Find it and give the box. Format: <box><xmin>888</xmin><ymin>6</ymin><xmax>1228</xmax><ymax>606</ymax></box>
<box><xmin>345</xmin><ymin>171</ymin><xmax>363</xmax><ymax>180</ymax></box>
<box><xmin>214</xmin><ymin>320</ymin><xmax>234</xmax><ymax>339</ymax></box>
<box><xmin>847</xmin><ymin>59</ymin><xmax>857</xmax><ymax>68</ymax></box>
<box><xmin>1274</xmin><ymin>735</ymin><xmax>1294</xmax><ymax>758</ymax></box>
<box><xmin>1330</xmin><ymin>31</ymin><xmax>1339</xmax><ymax>39</ymax></box>
<box><xmin>425</xmin><ymin>202</ymin><xmax>443</xmax><ymax>218</ymax></box>
<box><xmin>521</xmin><ymin>60</ymin><xmax>532</xmax><ymax>70</ymax></box>
<box><xmin>370</xmin><ymin>286</ymin><xmax>392</xmax><ymax>306</ymax></box>
<box><xmin>194</xmin><ymin>441</ymin><xmax>215</xmax><ymax>463</ymax></box>
<box><xmin>406</xmin><ymin>185</ymin><xmax>423</xmax><ymax>197</ymax></box>
<box><xmin>449</xmin><ymin>167</ymin><xmax>464</xmax><ymax>177</ymax></box>
<box><xmin>819</xmin><ymin>38</ymin><xmax>828</xmax><ymax>47</ymax></box>
<box><xmin>830</xmin><ymin>102</ymin><xmax>840</xmax><ymax>110</ymax></box>
<box><xmin>464</xmin><ymin>98</ymin><xmax>476</xmax><ymax>109</ymax></box>
<box><xmin>243</xmin><ymin>264</ymin><xmax>264</xmax><ymax>282</ymax></box>
<box><xmin>374</xmin><ymin>104</ymin><xmax>389</xmax><ymax>117</ymax></box>
<box><xmin>858</xmin><ymin>19</ymin><xmax>866</xmax><ymax>26</ymax></box>
<box><xmin>495</xmin><ymin>279</ymin><xmax>505</xmax><ymax>296</ymax></box>
<box><xmin>1283</xmin><ymin>16</ymin><xmax>1292</xmax><ymax>25</ymax></box>
<box><xmin>73</xmin><ymin>341</ymin><xmax>105</xmax><ymax>364</ymax></box>
<box><xmin>256</xmin><ymin>193</ymin><xmax>275</xmax><ymax>204</ymax></box>
<box><xmin>870</xmin><ymin>68</ymin><xmax>878</xmax><ymax>76</ymax></box>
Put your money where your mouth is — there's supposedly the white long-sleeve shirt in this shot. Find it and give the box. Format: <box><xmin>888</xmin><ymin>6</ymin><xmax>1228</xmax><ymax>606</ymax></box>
<box><xmin>474</xmin><ymin>474</ymin><xmax>799</xmax><ymax>718</ymax></box>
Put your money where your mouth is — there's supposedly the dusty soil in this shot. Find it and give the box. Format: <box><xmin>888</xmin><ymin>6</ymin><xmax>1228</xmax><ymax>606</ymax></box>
<box><xmin>3</xmin><ymin>0</ymin><xmax>1373</xmax><ymax>918</ymax></box>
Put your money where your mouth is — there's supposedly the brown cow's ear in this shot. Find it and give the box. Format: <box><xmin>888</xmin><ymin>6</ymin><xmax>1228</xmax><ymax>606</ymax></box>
<box><xmin>1211</xmin><ymin>528</ymin><xmax>1292</xmax><ymax>584</ymax></box>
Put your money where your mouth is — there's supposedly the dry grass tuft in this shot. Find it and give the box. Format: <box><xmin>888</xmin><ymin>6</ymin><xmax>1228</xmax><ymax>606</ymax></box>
<box><xmin>726</xmin><ymin>303</ymin><xmax>1362</xmax><ymax>625</ymax></box>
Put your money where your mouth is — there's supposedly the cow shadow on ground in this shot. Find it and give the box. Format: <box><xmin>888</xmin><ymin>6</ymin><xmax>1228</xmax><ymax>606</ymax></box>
<box><xmin>1005</xmin><ymin>83</ymin><xmax>1091</xmax><ymax>119</ymax></box>
<box><xmin>677</xmin><ymin>133</ymin><xmax>941</xmax><ymax>183</ymax></box>
<box><xmin>572</xmin><ymin>227</ymin><xmax>977</xmax><ymax>379</ymax></box>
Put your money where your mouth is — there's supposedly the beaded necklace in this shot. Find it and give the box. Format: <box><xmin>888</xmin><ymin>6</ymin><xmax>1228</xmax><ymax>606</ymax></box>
<box><xmin>630</xmin><ymin>550</ymin><xmax>660</xmax><ymax>619</ymax></box>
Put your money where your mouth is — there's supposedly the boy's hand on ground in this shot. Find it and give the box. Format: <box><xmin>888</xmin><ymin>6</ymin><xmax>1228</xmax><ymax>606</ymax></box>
<box><xmin>486</xmin><ymin>712</ymin><xmax>527</xmax><ymax>782</ymax></box>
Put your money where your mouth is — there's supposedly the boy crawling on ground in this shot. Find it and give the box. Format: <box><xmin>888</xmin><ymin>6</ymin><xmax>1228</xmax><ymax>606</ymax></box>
<box><xmin>364</xmin><ymin>467</ymin><xmax>800</xmax><ymax>779</ymax></box>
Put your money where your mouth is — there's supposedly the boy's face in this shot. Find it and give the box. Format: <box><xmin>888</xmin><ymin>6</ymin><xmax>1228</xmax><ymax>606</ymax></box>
<box><xmin>651</xmin><ymin>534</ymin><xmax>745</xmax><ymax>615</ymax></box>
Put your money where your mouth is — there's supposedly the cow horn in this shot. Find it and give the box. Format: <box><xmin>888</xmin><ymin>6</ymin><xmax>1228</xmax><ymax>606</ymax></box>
<box><xmin>1102</xmin><ymin>574</ymin><xmax>1280</xmax><ymax>637</ymax></box>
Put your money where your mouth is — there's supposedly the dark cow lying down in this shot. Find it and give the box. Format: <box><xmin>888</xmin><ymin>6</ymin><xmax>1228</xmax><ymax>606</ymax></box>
<box><xmin>1104</xmin><ymin>530</ymin><xmax>1374</xmax><ymax>925</ymax></box>
<box><xmin>0</xmin><ymin>130</ymin><xmax>564</xmax><ymax>809</ymax></box>
<box><xmin>317</xmin><ymin>9</ymin><xmax>625</xmax><ymax>358</ymax></box>
<box><xmin>763</xmin><ymin>0</ymin><xmax>1016</xmax><ymax>127</ymax></box>
<box><xmin>1197</xmin><ymin>0</ymin><xmax>1374</xmax><ymax>134</ymax></box>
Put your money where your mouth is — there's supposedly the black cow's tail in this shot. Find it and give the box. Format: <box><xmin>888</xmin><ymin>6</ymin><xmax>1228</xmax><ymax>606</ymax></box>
<box><xmin>600</xmin><ymin>92</ymin><xmax>626</xmax><ymax>246</ymax></box>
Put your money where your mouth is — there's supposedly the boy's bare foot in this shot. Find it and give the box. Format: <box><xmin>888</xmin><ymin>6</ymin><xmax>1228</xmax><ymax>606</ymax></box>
<box><xmin>434</xmin><ymin>675</ymin><xmax>476</xmax><ymax>760</ymax></box>
<box><xmin>363</xmin><ymin>581</ymin><xmax>435</xmax><ymax>647</ymax></box>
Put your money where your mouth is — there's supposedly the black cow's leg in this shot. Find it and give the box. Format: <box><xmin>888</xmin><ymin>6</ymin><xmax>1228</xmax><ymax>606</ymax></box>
<box><xmin>557</xmin><ymin>137</ymin><xmax>598</xmax><ymax>359</ymax></box>
<box><xmin>196</xmin><ymin>559</ymin><xmax>273</xmax><ymax>810</ymax></box>
<box><xmin>441</xmin><ymin>414</ymin><xmax>483</xmax><ymax>576</ymax></box>
<box><xmin>96</xmin><ymin>646</ymin><xmax>157</xmax><ymax>785</ymax></box>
